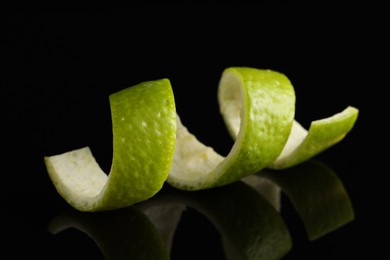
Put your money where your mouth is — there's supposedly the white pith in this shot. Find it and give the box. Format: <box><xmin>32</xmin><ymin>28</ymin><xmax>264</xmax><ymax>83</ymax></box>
<box><xmin>45</xmin><ymin>147</ymin><xmax>106</xmax><ymax>209</ymax></box>
<box><xmin>167</xmin><ymin>72</ymin><xmax>246</xmax><ymax>188</ymax></box>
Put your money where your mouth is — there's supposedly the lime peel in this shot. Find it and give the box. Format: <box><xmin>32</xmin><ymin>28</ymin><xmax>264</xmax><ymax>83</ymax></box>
<box><xmin>44</xmin><ymin>67</ymin><xmax>358</xmax><ymax>212</ymax></box>
<box><xmin>168</xmin><ymin>67</ymin><xmax>295</xmax><ymax>190</ymax></box>
<box><xmin>269</xmin><ymin>106</ymin><xmax>359</xmax><ymax>169</ymax></box>
<box><xmin>45</xmin><ymin>79</ymin><xmax>176</xmax><ymax>212</ymax></box>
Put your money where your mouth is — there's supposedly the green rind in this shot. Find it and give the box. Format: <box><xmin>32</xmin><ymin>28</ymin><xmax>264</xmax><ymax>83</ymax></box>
<box><xmin>214</xmin><ymin>68</ymin><xmax>295</xmax><ymax>187</ymax></box>
<box><xmin>270</xmin><ymin>106</ymin><xmax>359</xmax><ymax>169</ymax></box>
<box><xmin>45</xmin><ymin>67</ymin><xmax>359</xmax><ymax>214</ymax></box>
<box><xmin>44</xmin><ymin>79</ymin><xmax>176</xmax><ymax>211</ymax></box>
<box><xmin>262</xmin><ymin>160</ymin><xmax>355</xmax><ymax>240</ymax></box>
<box><xmin>99</xmin><ymin>79</ymin><xmax>176</xmax><ymax>209</ymax></box>
<box><xmin>167</xmin><ymin>67</ymin><xmax>295</xmax><ymax>190</ymax></box>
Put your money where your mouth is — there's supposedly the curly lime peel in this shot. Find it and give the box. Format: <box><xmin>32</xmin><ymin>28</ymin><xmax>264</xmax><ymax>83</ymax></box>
<box><xmin>44</xmin><ymin>67</ymin><xmax>358</xmax><ymax>212</ymax></box>
<box><xmin>45</xmin><ymin>79</ymin><xmax>176</xmax><ymax>212</ymax></box>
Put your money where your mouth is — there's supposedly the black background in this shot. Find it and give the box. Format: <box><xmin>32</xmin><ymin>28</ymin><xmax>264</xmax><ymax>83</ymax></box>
<box><xmin>1</xmin><ymin>6</ymin><xmax>385</xmax><ymax>259</ymax></box>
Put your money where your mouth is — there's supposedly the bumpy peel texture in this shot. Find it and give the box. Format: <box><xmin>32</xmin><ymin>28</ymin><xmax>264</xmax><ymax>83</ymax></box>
<box><xmin>44</xmin><ymin>67</ymin><xmax>359</xmax><ymax>211</ymax></box>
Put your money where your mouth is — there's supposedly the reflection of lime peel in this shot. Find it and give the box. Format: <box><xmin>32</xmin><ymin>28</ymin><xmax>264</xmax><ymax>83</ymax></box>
<box><xmin>242</xmin><ymin>174</ymin><xmax>281</xmax><ymax>210</ymax></box>
<box><xmin>263</xmin><ymin>160</ymin><xmax>355</xmax><ymax>240</ymax></box>
<box><xmin>48</xmin><ymin>207</ymin><xmax>170</xmax><ymax>259</ymax></box>
<box><xmin>44</xmin><ymin>67</ymin><xmax>359</xmax><ymax>212</ymax></box>
<box><xmin>137</xmin><ymin>182</ymin><xmax>292</xmax><ymax>259</ymax></box>
<box><xmin>138</xmin><ymin>203</ymin><xmax>186</xmax><ymax>252</ymax></box>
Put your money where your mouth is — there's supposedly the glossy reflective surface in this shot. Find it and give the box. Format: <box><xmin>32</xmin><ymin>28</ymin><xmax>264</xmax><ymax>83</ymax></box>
<box><xmin>0</xmin><ymin>160</ymin><xmax>368</xmax><ymax>259</ymax></box>
<box><xmin>2</xmin><ymin>8</ymin><xmax>382</xmax><ymax>259</ymax></box>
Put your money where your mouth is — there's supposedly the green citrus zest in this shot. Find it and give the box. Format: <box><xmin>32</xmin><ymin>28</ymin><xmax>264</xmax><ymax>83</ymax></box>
<box><xmin>44</xmin><ymin>79</ymin><xmax>176</xmax><ymax>211</ymax></box>
<box><xmin>269</xmin><ymin>106</ymin><xmax>359</xmax><ymax>169</ymax></box>
<box><xmin>168</xmin><ymin>67</ymin><xmax>295</xmax><ymax>190</ymax></box>
<box><xmin>44</xmin><ymin>67</ymin><xmax>358</xmax><ymax>212</ymax></box>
